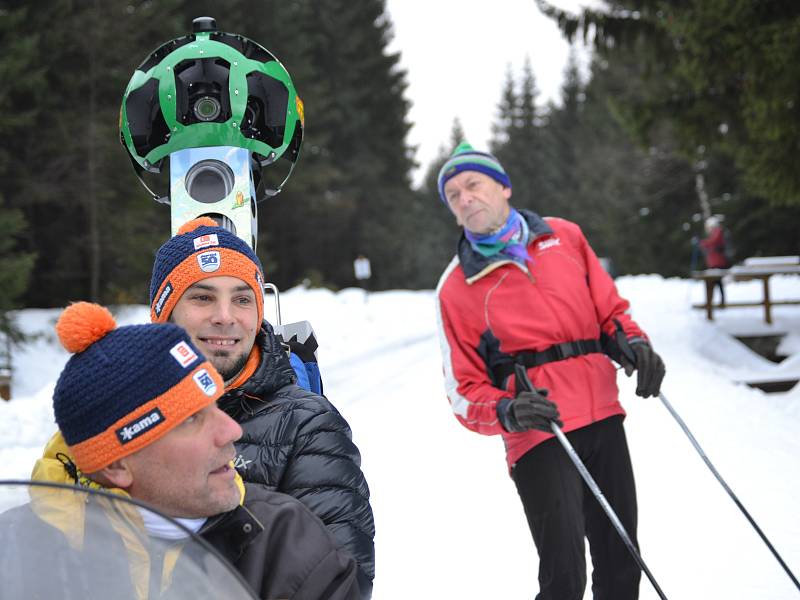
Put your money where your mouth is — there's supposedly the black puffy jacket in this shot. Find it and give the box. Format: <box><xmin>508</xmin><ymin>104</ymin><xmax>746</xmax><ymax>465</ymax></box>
<box><xmin>218</xmin><ymin>322</ymin><xmax>375</xmax><ymax>599</ymax></box>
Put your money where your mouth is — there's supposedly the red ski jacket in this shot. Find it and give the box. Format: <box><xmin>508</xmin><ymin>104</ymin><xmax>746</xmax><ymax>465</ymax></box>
<box><xmin>435</xmin><ymin>211</ymin><xmax>646</xmax><ymax>470</ymax></box>
<box><xmin>699</xmin><ymin>226</ymin><xmax>730</xmax><ymax>269</ymax></box>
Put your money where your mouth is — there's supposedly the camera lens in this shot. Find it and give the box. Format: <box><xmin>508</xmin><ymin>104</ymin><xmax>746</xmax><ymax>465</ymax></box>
<box><xmin>200</xmin><ymin>213</ymin><xmax>236</xmax><ymax>235</ymax></box>
<box><xmin>193</xmin><ymin>96</ymin><xmax>222</xmax><ymax>122</ymax></box>
<box><xmin>185</xmin><ymin>160</ymin><xmax>235</xmax><ymax>203</ymax></box>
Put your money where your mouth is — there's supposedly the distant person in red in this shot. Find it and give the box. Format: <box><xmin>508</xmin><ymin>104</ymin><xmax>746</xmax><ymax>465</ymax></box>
<box><xmin>699</xmin><ymin>215</ymin><xmax>731</xmax><ymax>305</ymax></box>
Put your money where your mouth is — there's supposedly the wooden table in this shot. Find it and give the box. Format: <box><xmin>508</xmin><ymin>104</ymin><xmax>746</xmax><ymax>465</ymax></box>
<box><xmin>691</xmin><ymin>269</ymin><xmax>730</xmax><ymax>320</ymax></box>
<box><xmin>692</xmin><ymin>258</ymin><xmax>800</xmax><ymax>323</ymax></box>
<box><xmin>728</xmin><ymin>264</ymin><xmax>800</xmax><ymax>324</ymax></box>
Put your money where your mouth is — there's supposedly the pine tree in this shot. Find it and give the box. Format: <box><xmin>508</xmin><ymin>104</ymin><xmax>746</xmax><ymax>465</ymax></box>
<box><xmin>0</xmin><ymin>0</ymin><xmax>184</xmax><ymax>306</ymax></box>
<box><xmin>569</xmin><ymin>54</ymin><xmax>699</xmax><ymax>276</ymax></box>
<box><xmin>491</xmin><ymin>68</ymin><xmax>518</xmax><ymax>147</ymax></box>
<box><xmin>492</xmin><ymin>59</ymin><xmax>550</xmax><ymax>216</ymax></box>
<box><xmin>256</xmin><ymin>0</ymin><xmax>413</xmax><ymax>290</ymax></box>
<box><xmin>537</xmin><ymin>0</ymin><xmax>800</xmax><ymax>206</ymax></box>
<box><xmin>404</xmin><ymin>120</ymin><xmax>467</xmax><ymax>288</ymax></box>
<box><xmin>0</xmin><ymin>202</ymin><xmax>35</xmax><ymax>341</ymax></box>
<box><xmin>0</xmin><ymin>5</ymin><xmax>39</xmax><ymax>334</ymax></box>
<box><xmin>539</xmin><ymin>51</ymin><xmax>583</xmax><ymax>221</ymax></box>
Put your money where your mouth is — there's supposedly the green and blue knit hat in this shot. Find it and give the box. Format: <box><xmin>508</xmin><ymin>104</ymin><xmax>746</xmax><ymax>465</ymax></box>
<box><xmin>437</xmin><ymin>141</ymin><xmax>511</xmax><ymax>203</ymax></box>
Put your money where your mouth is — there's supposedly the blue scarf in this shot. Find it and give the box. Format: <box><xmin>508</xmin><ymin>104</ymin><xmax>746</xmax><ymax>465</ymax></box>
<box><xmin>465</xmin><ymin>208</ymin><xmax>531</xmax><ymax>263</ymax></box>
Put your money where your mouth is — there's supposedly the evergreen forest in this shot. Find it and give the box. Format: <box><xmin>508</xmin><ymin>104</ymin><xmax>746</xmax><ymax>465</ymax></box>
<box><xmin>1</xmin><ymin>0</ymin><xmax>798</xmax><ymax>328</ymax></box>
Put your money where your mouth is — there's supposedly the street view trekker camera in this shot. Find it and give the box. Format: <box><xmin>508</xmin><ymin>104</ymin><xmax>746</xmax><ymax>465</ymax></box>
<box><xmin>120</xmin><ymin>17</ymin><xmax>316</xmax><ymax>361</ymax></box>
<box><xmin>119</xmin><ymin>16</ymin><xmax>304</xmax><ymax>250</ymax></box>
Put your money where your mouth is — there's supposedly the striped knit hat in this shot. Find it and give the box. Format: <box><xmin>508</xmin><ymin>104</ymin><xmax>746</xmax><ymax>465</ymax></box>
<box><xmin>53</xmin><ymin>302</ymin><xmax>224</xmax><ymax>473</ymax></box>
<box><xmin>437</xmin><ymin>141</ymin><xmax>511</xmax><ymax>203</ymax></box>
<box><xmin>149</xmin><ymin>217</ymin><xmax>264</xmax><ymax>324</ymax></box>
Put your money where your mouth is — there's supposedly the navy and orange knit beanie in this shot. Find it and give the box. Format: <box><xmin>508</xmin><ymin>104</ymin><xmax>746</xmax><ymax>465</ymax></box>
<box><xmin>53</xmin><ymin>302</ymin><xmax>224</xmax><ymax>473</ymax></box>
<box><xmin>149</xmin><ymin>217</ymin><xmax>265</xmax><ymax>324</ymax></box>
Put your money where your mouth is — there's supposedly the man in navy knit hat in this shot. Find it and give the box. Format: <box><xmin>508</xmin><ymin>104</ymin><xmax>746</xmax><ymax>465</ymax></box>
<box><xmin>1</xmin><ymin>301</ymin><xmax>359</xmax><ymax>600</ymax></box>
<box><xmin>434</xmin><ymin>142</ymin><xmax>666</xmax><ymax>599</ymax></box>
<box><xmin>149</xmin><ymin>217</ymin><xmax>375</xmax><ymax>599</ymax></box>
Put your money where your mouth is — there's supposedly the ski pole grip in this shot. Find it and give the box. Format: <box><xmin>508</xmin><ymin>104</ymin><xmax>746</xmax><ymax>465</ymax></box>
<box><xmin>614</xmin><ymin>319</ymin><xmax>637</xmax><ymax>365</ymax></box>
<box><xmin>514</xmin><ymin>362</ymin><xmax>562</xmax><ymax>434</ymax></box>
<box><xmin>513</xmin><ymin>362</ymin><xmax>534</xmax><ymax>394</ymax></box>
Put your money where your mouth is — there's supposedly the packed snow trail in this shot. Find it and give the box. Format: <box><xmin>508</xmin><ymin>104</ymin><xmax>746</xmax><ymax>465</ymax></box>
<box><xmin>2</xmin><ymin>276</ymin><xmax>799</xmax><ymax>599</ymax></box>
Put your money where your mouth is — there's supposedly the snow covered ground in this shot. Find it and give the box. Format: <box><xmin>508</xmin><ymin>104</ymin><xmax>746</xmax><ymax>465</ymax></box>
<box><xmin>2</xmin><ymin>275</ymin><xmax>799</xmax><ymax>599</ymax></box>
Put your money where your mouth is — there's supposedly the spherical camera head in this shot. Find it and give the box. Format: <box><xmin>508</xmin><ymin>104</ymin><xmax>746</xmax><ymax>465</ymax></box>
<box><xmin>119</xmin><ymin>17</ymin><xmax>304</xmax><ymax>200</ymax></box>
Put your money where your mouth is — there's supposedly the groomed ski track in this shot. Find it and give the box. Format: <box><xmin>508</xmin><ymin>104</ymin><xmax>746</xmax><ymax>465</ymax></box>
<box><xmin>2</xmin><ymin>276</ymin><xmax>799</xmax><ymax>598</ymax></box>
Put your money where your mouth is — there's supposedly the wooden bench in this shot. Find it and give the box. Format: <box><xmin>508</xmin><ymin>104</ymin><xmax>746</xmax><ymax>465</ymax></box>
<box><xmin>692</xmin><ymin>256</ymin><xmax>800</xmax><ymax>324</ymax></box>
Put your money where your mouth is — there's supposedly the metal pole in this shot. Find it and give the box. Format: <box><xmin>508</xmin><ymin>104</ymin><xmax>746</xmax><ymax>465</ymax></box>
<box><xmin>548</xmin><ymin>424</ymin><xmax>668</xmax><ymax>599</ymax></box>
<box><xmin>263</xmin><ymin>282</ymin><xmax>282</xmax><ymax>326</ymax></box>
<box><xmin>514</xmin><ymin>364</ymin><xmax>669</xmax><ymax>599</ymax></box>
<box><xmin>659</xmin><ymin>392</ymin><xmax>800</xmax><ymax>592</ymax></box>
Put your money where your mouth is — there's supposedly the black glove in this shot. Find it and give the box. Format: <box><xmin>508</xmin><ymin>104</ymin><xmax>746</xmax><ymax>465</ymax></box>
<box><xmin>619</xmin><ymin>340</ymin><xmax>666</xmax><ymax>398</ymax></box>
<box><xmin>498</xmin><ymin>389</ymin><xmax>563</xmax><ymax>433</ymax></box>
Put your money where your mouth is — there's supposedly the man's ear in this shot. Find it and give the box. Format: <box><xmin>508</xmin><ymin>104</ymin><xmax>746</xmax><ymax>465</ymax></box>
<box><xmin>502</xmin><ymin>185</ymin><xmax>512</xmax><ymax>200</ymax></box>
<box><xmin>96</xmin><ymin>458</ymin><xmax>134</xmax><ymax>489</ymax></box>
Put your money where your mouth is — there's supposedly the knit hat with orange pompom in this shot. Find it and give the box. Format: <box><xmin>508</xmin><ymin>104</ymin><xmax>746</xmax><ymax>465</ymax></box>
<box><xmin>149</xmin><ymin>217</ymin><xmax>264</xmax><ymax>323</ymax></box>
<box><xmin>53</xmin><ymin>302</ymin><xmax>224</xmax><ymax>473</ymax></box>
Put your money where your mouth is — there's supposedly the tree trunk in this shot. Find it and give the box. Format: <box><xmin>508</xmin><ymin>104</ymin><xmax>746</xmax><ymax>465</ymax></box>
<box><xmin>87</xmin><ymin>0</ymin><xmax>100</xmax><ymax>302</ymax></box>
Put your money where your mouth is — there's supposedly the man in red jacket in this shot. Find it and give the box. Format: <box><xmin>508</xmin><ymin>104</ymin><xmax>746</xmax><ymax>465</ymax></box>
<box><xmin>435</xmin><ymin>142</ymin><xmax>665</xmax><ymax>600</ymax></box>
<box><xmin>698</xmin><ymin>215</ymin><xmax>732</xmax><ymax>305</ymax></box>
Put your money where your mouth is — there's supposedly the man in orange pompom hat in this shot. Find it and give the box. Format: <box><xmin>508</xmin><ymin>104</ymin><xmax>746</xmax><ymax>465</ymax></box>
<box><xmin>149</xmin><ymin>218</ymin><xmax>375</xmax><ymax>598</ymax></box>
<box><xmin>4</xmin><ymin>301</ymin><xmax>360</xmax><ymax>600</ymax></box>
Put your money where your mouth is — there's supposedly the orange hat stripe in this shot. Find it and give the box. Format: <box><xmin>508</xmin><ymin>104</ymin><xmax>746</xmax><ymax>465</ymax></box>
<box><xmin>69</xmin><ymin>362</ymin><xmax>224</xmax><ymax>473</ymax></box>
<box><xmin>150</xmin><ymin>247</ymin><xmax>264</xmax><ymax>323</ymax></box>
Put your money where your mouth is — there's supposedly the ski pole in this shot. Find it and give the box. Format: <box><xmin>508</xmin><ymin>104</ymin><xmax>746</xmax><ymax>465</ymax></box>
<box><xmin>514</xmin><ymin>363</ymin><xmax>669</xmax><ymax>600</ymax></box>
<box><xmin>659</xmin><ymin>392</ymin><xmax>800</xmax><ymax>592</ymax></box>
